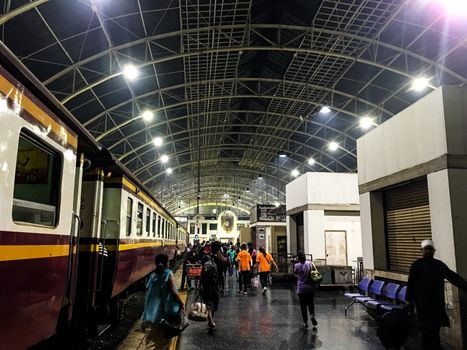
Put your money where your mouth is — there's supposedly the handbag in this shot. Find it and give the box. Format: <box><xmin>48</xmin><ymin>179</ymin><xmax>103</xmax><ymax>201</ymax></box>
<box><xmin>159</xmin><ymin>310</ymin><xmax>190</xmax><ymax>339</ymax></box>
<box><xmin>309</xmin><ymin>262</ymin><xmax>323</xmax><ymax>283</ymax></box>
<box><xmin>252</xmin><ymin>275</ymin><xmax>260</xmax><ymax>288</ymax></box>
<box><xmin>187</xmin><ymin>295</ymin><xmax>209</xmax><ymax>322</ymax></box>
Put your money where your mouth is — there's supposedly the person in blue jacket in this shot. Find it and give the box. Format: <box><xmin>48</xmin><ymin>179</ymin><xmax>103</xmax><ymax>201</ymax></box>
<box><xmin>141</xmin><ymin>253</ymin><xmax>185</xmax><ymax>350</ymax></box>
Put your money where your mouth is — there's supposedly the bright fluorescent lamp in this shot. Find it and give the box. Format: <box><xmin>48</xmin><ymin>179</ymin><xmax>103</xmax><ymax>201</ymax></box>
<box><xmin>166</xmin><ymin>167</ymin><xmax>173</xmax><ymax>174</ymax></box>
<box><xmin>141</xmin><ymin>110</ymin><xmax>154</xmax><ymax>122</ymax></box>
<box><xmin>246</xmin><ymin>187</ymin><xmax>250</xmax><ymax>193</ymax></box>
<box><xmin>160</xmin><ymin>154</ymin><xmax>169</xmax><ymax>163</ymax></box>
<box><xmin>279</xmin><ymin>153</ymin><xmax>287</xmax><ymax>158</ymax></box>
<box><xmin>308</xmin><ymin>157</ymin><xmax>316</xmax><ymax>165</ymax></box>
<box><xmin>443</xmin><ymin>0</ymin><xmax>467</xmax><ymax>14</ymax></box>
<box><xmin>122</xmin><ymin>64</ymin><xmax>139</xmax><ymax>81</ymax></box>
<box><xmin>411</xmin><ymin>77</ymin><xmax>430</xmax><ymax>92</ymax></box>
<box><xmin>320</xmin><ymin>106</ymin><xmax>331</xmax><ymax>114</ymax></box>
<box><xmin>258</xmin><ymin>174</ymin><xmax>263</xmax><ymax>180</ymax></box>
<box><xmin>328</xmin><ymin>141</ymin><xmax>339</xmax><ymax>151</ymax></box>
<box><xmin>274</xmin><ymin>201</ymin><xmax>280</xmax><ymax>207</ymax></box>
<box><xmin>212</xmin><ymin>208</ymin><xmax>217</xmax><ymax>214</ymax></box>
<box><xmin>153</xmin><ymin>137</ymin><xmax>163</xmax><ymax>147</ymax></box>
<box><xmin>291</xmin><ymin>169</ymin><xmax>300</xmax><ymax>177</ymax></box>
<box><xmin>359</xmin><ymin>116</ymin><xmax>374</xmax><ymax>130</ymax></box>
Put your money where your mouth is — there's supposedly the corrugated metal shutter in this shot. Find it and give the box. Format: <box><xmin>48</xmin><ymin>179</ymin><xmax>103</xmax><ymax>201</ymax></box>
<box><xmin>384</xmin><ymin>178</ymin><xmax>432</xmax><ymax>273</ymax></box>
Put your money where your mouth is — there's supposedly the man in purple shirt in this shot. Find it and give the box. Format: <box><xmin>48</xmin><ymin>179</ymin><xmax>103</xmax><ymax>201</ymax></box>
<box><xmin>294</xmin><ymin>252</ymin><xmax>319</xmax><ymax>328</ymax></box>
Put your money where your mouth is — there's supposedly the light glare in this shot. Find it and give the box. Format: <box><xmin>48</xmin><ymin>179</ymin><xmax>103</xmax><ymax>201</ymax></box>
<box><xmin>274</xmin><ymin>201</ymin><xmax>280</xmax><ymax>207</ymax></box>
<box><xmin>360</xmin><ymin>116</ymin><xmax>374</xmax><ymax>130</ymax></box>
<box><xmin>291</xmin><ymin>169</ymin><xmax>300</xmax><ymax>177</ymax></box>
<box><xmin>166</xmin><ymin>167</ymin><xmax>173</xmax><ymax>174</ymax></box>
<box><xmin>328</xmin><ymin>142</ymin><xmax>339</xmax><ymax>151</ymax></box>
<box><xmin>320</xmin><ymin>106</ymin><xmax>331</xmax><ymax>114</ymax></box>
<box><xmin>308</xmin><ymin>158</ymin><xmax>316</xmax><ymax>165</ymax></box>
<box><xmin>160</xmin><ymin>154</ymin><xmax>169</xmax><ymax>163</ymax></box>
<box><xmin>411</xmin><ymin>77</ymin><xmax>430</xmax><ymax>91</ymax></box>
<box><xmin>122</xmin><ymin>64</ymin><xmax>139</xmax><ymax>81</ymax></box>
<box><xmin>153</xmin><ymin>137</ymin><xmax>163</xmax><ymax>147</ymax></box>
<box><xmin>142</xmin><ymin>110</ymin><xmax>154</xmax><ymax>121</ymax></box>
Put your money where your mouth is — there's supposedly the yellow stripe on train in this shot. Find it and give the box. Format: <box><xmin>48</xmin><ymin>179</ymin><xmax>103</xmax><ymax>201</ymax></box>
<box><xmin>0</xmin><ymin>244</ymin><xmax>70</xmax><ymax>262</ymax></box>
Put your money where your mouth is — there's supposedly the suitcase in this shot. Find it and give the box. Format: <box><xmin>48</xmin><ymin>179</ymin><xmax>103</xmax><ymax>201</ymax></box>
<box><xmin>376</xmin><ymin>309</ymin><xmax>410</xmax><ymax>349</ymax></box>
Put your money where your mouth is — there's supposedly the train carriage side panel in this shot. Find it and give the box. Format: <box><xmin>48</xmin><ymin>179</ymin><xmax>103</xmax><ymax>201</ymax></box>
<box><xmin>0</xmin><ymin>67</ymin><xmax>77</xmax><ymax>350</ymax></box>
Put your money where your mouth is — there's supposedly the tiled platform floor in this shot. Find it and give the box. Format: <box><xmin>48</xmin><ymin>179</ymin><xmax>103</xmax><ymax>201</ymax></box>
<box><xmin>177</xmin><ymin>276</ymin><xmax>454</xmax><ymax>350</ymax></box>
<box><xmin>120</xmin><ymin>273</ymin><xmax>455</xmax><ymax>350</ymax></box>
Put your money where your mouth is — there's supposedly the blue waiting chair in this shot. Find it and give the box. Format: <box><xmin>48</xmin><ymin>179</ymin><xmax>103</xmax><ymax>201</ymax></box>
<box><xmin>366</xmin><ymin>283</ymin><xmax>400</xmax><ymax>309</ymax></box>
<box><xmin>380</xmin><ymin>286</ymin><xmax>408</xmax><ymax>311</ymax></box>
<box><xmin>354</xmin><ymin>280</ymin><xmax>385</xmax><ymax>306</ymax></box>
<box><xmin>344</xmin><ymin>277</ymin><xmax>372</xmax><ymax>315</ymax></box>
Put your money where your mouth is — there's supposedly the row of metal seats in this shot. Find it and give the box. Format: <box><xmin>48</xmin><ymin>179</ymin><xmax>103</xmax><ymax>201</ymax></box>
<box><xmin>344</xmin><ymin>277</ymin><xmax>408</xmax><ymax>316</ymax></box>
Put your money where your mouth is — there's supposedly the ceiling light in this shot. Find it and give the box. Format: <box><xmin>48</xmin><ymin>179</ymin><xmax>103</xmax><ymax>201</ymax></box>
<box><xmin>291</xmin><ymin>169</ymin><xmax>300</xmax><ymax>177</ymax></box>
<box><xmin>122</xmin><ymin>64</ymin><xmax>139</xmax><ymax>81</ymax></box>
<box><xmin>308</xmin><ymin>158</ymin><xmax>316</xmax><ymax>165</ymax></box>
<box><xmin>279</xmin><ymin>153</ymin><xmax>287</xmax><ymax>158</ymax></box>
<box><xmin>359</xmin><ymin>116</ymin><xmax>374</xmax><ymax>130</ymax></box>
<box><xmin>166</xmin><ymin>167</ymin><xmax>173</xmax><ymax>174</ymax></box>
<box><xmin>274</xmin><ymin>201</ymin><xmax>280</xmax><ymax>207</ymax></box>
<box><xmin>224</xmin><ymin>193</ymin><xmax>229</xmax><ymax>198</ymax></box>
<box><xmin>258</xmin><ymin>174</ymin><xmax>263</xmax><ymax>180</ymax></box>
<box><xmin>411</xmin><ymin>77</ymin><xmax>430</xmax><ymax>92</ymax></box>
<box><xmin>160</xmin><ymin>154</ymin><xmax>169</xmax><ymax>163</ymax></box>
<box><xmin>246</xmin><ymin>187</ymin><xmax>250</xmax><ymax>193</ymax></box>
<box><xmin>320</xmin><ymin>106</ymin><xmax>331</xmax><ymax>114</ymax></box>
<box><xmin>212</xmin><ymin>208</ymin><xmax>217</xmax><ymax>214</ymax></box>
<box><xmin>141</xmin><ymin>110</ymin><xmax>154</xmax><ymax>122</ymax></box>
<box><xmin>328</xmin><ymin>142</ymin><xmax>339</xmax><ymax>151</ymax></box>
<box><xmin>153</xmin><ymin>137</ymin><xmax>163</xmax><ymax>147</ymax></box>
<box><xmin>442</xmin><ymin>0</ymin><xmax>467</xmax><ymax>15</ymax></box>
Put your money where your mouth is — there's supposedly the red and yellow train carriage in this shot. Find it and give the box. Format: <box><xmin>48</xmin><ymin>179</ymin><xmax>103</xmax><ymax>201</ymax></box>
<box><xmin>0</xmin><ymin>43</ymin><xmax>186</xmax><ymax>350</ymax></box>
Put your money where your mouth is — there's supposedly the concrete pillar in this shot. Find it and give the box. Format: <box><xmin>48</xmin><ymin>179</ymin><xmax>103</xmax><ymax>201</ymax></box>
<box><xmin>360</xmin><ymin>191</ymin><xmax>386</xmax><ymax>270</ymax></box>
<box><xmin>303</xmin><ymin>209</ymin><xmax>325</xmax><ymax>260</ymax></box>
<box><xmin>287</xmin><ymin>215</ymin><xmax>297</xmax><ymax>253</ymax></box>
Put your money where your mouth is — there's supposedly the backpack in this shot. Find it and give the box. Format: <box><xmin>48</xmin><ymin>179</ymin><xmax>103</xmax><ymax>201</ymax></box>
<box><xmin>202</xmin><ymin>259</ymin><xmax>218</xmax><ymax>290</ymax></box>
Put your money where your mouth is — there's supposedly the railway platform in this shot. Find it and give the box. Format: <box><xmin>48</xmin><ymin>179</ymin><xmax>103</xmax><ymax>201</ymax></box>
<box><xmin>120</xmin><ymin>275</ymin><xmax>455</xmax><ymax>350</ymax></box>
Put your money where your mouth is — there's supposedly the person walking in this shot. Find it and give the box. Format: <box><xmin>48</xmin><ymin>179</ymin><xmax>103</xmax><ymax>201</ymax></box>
<box><xmin>141</xmin><ymin>254</ymin><xmax>186</xmax><ymax>350</ymax></box>
<box><xmin>198</xmin><ymin>251</ymin><xmax>219</xmax><ymax>334</ymax></box>
<box><xmin>180</xmin><ymin>250</ymin><xmax>197</xmax><ymax>291</ymax></box>
<box><xmin>236</xmin><ymin>244</ymin><xmax>252</xmax><ymax>295</ymax></box>
<box><xmin>256</xmin><ymin>247</ymin><xmax>279</xmax><ymax>295</ymax></box>
<box><xmin>294</xmin><ymin>251</ymin><xmax>318</xmax><ymax>328</ymax></box>
<box><xmin>407</xmin><ymin>240</ymin><xmax>467</xmax><ymax>350</ymax></box>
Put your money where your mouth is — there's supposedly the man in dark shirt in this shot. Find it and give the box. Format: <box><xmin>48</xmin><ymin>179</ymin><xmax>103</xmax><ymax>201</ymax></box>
<box><xmin>407</xmin><ymin>239</ymin><xmax>467</xmax><ymax>350</ymax></box>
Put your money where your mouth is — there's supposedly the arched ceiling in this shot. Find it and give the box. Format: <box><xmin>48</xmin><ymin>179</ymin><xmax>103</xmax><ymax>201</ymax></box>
<box><xmin>2</xmin><ymin>0</ymin><xmax>467</xmax><ymax>214</ymax></box>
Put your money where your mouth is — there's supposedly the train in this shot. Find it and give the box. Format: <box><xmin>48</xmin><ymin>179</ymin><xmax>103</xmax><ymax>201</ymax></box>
<box><xmin>0</xmin><ymin>42</ymin><xmax>187</xmax><ymax>350</ymax></box>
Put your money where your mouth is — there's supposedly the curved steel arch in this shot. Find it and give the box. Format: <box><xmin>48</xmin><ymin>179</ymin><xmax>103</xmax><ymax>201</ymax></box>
<box><xmin>148</xmin><ymin>166</ymin><xmax>291</xmax><ymax>195</ymax></box>
<box><xmin>133</xmin><ymin>137</ymin><xmax>346</xmax><ymax>180</ymax></box>
<box><xmin>151</xmin><ymin>170</ymin><xmax>288</xmax><ymax>197</ymax></box>
<box><xmin>95</xmin><ymin>94</ymin><xmax>365</xmax><ymax>142</ymax></box>
<box><xmin>113</xmin><ymin>109</ymin><xmax>356</xmax><ymax>158</ymax></box>
<box><xmin>119</xmin><ymin>123</ymin><xmax>355</xmax><ymax>167</ymax></box>
<box><xmin>42</xmin><ymin>24</ymin><xmax>465</xmax><ymax>88</ymax></box>
<box><xmin>0</xmin><ymin>0</ymin><xmax>49</xmax><ymax>25</ymax></box>
<box><xmin>61</xmin><ymin>46</ymin><xmax>433</xmax><ymax>105</ymax></box>
<box><xmin>174</xmin><ymin>202</ymin><xmax>251</xmax><ymax>215</ymax></box>
<box><xmin>84</xmin><ymin>77</ymin><xmax>393</xmax><ymax>129</ymax></box>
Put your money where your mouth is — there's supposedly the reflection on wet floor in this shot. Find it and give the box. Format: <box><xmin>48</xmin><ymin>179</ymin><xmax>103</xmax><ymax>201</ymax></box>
<box><xmin>177</xmin><ymin>275</ymin><xmax>454</xmax><ymax>350</ymax></box>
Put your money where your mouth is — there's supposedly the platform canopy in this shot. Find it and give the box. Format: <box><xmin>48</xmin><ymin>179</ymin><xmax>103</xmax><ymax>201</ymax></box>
<box><xmin>2</xmin><ymin>0</ymin><xmax>466</xmax><ymax>214</ymax></box>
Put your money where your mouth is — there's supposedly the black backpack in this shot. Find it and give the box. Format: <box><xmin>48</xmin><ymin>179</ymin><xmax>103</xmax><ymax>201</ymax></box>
<box><xmin>202</xmin><ymin>259</ymin><xmax>218</xmax><ymax>290</ymax></box>
<box><xmin>376</xmin><ymin>310</ymin><xmax>410</xmax><ymax>348</ymax></box>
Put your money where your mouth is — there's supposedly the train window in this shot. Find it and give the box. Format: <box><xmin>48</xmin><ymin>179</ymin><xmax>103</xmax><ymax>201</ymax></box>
<box><xmin>145</xmin><ymin>208</ymin><xmax>150</xmax><ymax>236</ymax></box>
<box><xmin>12</xmin><ymin>130</ymin><xmax>62</xmax><ymax>227</ymax></box>
<box><xmin>136</xmin><ymin>202</ymin><xmax>143</xmax><ymax>236</ymax></box>
<box><xmin>152</xmin><ymin>212</ymin><xmax>156</xmax><ymax>237</ymax></box>
<box><xmin>126</xmin><ymin>197</ymin><xmax>133</xmax><ymax>236</ymax></box>
<box><xmin>157</xmin><ymin>215</ymin><xmax>161</xmax><ymax>238</ymax></box>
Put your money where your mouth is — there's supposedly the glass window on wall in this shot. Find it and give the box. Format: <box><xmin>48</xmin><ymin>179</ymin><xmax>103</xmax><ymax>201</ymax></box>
<box><xmin>145</xmin><ymin>208</ymin><xmax>151</xmax><ymax>236</ymax></box>
<box><xmin>12</xmin><ymin>130</ymin><xmax>62</xmax><ymax>227</ymax></box>
<box><xmin>126</xmin><ymin>198</ymin><xmax>133</xmax><ymax>236</ymax></box>
<box><xmin>136</xmin><ymin>202</ymin><xmax>143</xmax><ymax>236</ymax></box>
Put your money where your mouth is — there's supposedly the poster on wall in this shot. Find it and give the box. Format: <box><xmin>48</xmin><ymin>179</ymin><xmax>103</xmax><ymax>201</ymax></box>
<box><xmin>217</xmin><ymin>210</ymin><xmax>237</xmax><ymax>236</ymax></box>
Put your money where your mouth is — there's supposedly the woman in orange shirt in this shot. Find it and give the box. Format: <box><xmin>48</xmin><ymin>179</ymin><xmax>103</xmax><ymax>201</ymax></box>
<box><xmin>236</xmin><ymin>244</ymin><xmax>252</xmax><ymax>295</ymax></box>
<box><xmin>256</xmin><ymin>247</ymin><xmax>279</xmax><ymax>295</ymax></box>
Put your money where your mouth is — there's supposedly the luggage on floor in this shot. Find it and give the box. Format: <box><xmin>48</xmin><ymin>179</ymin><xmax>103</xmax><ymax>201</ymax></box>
<box><xmin>376</xmin><ymin>309</ymin><xmax>410</xmax><ymax>349</ymax></box>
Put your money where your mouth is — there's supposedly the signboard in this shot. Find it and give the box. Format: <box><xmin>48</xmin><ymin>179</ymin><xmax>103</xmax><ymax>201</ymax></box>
<box><xmin>251</xmin><ymin>204</ymin><xmax>286</xmax><ymax>223</ymax></box>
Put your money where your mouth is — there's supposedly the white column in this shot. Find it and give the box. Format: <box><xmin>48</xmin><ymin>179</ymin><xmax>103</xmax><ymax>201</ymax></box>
<box><xmin>303</xmin><ymin>209</ymin><xmax>325</xmax><ymax>260</ymax></box>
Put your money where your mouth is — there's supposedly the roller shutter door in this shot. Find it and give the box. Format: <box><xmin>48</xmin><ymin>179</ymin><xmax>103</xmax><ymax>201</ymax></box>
<box><xmin>384</xmin><ymin>178</ymin><xmax>432</xmax><ymax>274</ymax></box>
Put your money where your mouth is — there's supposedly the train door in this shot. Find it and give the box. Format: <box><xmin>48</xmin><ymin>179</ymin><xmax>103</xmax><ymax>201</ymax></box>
<box><xmin>325</xmin><ymin>231</ymin><xmax>347</xmax><ymax>266</ymax></box>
